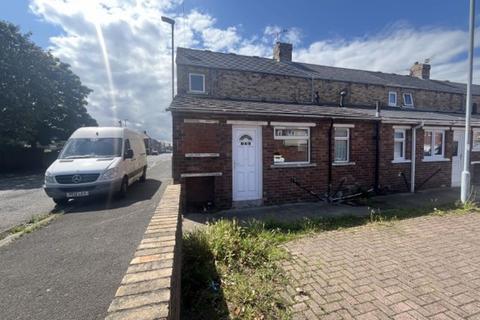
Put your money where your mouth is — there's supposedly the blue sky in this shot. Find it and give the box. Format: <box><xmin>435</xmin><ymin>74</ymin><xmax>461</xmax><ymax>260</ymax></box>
<box><xmin>2</xmin><ymin>1</ymin><xmax>472</xmax><ymax>49</ymax></box>
<box><xmin>0</xmin><ymin>0</ymin><xmax>478</xmax><ymax>141</ymax></box>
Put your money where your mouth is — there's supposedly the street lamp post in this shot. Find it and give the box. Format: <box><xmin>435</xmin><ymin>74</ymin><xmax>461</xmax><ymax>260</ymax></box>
<box><xmin>161</xmin><ymin>16</ymin><xmax>175</xmax><ymax>100</ymax></box>
<box><xmin>461</xmin><ymin>0</ymin><xmax>476</xmax><ymax>203</ymax></box>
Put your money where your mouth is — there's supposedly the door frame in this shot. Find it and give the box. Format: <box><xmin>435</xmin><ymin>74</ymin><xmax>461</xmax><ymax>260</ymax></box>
<box><xmin>232</xmin><ymin>125</ymin><xmax>263</xmax><ymax>201</ymax></box>
<box><xmin>451</xmin><ymin>129</ymin><xmax>465</xmax><ymax>187</ymax></box>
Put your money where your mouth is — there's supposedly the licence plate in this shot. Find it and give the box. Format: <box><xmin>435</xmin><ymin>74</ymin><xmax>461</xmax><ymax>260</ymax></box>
<box><xmin>66</xmin><ymin>191</ymin><xmax>89</xmax><ymax>197</ymax></box>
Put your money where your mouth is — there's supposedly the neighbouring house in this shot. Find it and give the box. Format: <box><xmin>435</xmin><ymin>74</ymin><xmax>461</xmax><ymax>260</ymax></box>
<box><xmin>169</xmin><ymin>42</ymin><xmax>480</xmax><ymax>210</ymax></box>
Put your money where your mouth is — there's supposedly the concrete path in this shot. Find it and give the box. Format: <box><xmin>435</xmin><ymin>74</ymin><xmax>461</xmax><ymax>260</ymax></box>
<box><xmin>282</xmin><ymin>212</ymin><xmax>480</xmax><ymax>319</ymax></box>
<box><xmin>183</xmin><ymin>187</ymin><xmax>467</xmax><ymax>232</ymax></box>
<box><xmin>0</xmin><ymin>154</ymin><xmax>171</xmax><ymax>320</ymax></box>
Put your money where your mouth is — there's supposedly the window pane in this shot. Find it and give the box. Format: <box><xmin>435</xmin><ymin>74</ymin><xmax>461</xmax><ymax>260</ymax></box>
<box><xmin>334</xmin><ymin>128</ymin><xmax>348</xmax><ymax>138</ymax></box>
<box><xmin>275</xmin><ymin>128</ymin><xmax>308</xmax><ymax>137</ymax></box>
<box><xmin>389</xmin><ymin>93</ymin><xmax>396</xmax><ymax>105</ymax></box>
<box><xmin>273</xmin><ymin>139</ymin><xmax>308</xmax><ymax>163</ymax></box>
<box><xmin>434</xmin><ymin>132</ymin><xmax>443</xmax><ymax>155</ymax></box>
<box><xmin>334</xmin><ymin>140</ymin><xmax>348</xmax><ymax>162</ymax></box>
<box><xmin>424</xmin><ymin>131</ymin><xmax>432</xmax><ymax>156</ymax></box>
<box><xmin>394</xmin><ymin>131</ymin><xmax>404</xmax><ymax>139</ymax></box>
<box><xmin>404</xmin><ymin>94</ymin><xmax>413</xmax><ymax>105</ymax></box>
<box><xmin>394</xmin><ymin>141</ymin><xmax>404</xmax><ymax>159</ymax></box>
<box><xmin>453</xmin><ymin>141</ymin><xmax>459</xmax><ymax>156</ymax></box>
<box><xmin>190</xmin><ymin>74</ymin><xmax>204</xmax><ymax>91</ymax></box>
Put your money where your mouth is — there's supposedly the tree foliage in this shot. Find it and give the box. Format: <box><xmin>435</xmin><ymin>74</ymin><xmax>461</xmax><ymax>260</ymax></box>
<box><xmin>0</xmin><ymin>20</ymin><xmax>97</xmax><ymax>147</ymax></box>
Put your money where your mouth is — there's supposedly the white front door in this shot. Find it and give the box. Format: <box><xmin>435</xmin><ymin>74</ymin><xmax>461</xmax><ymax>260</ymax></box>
<box><xmin>452</xmin><ymin>130</ymin><xmax>465</xmax><ymax>187</ymax></box>
<box><xmin>232</xmin><ymin>126</ymin><xmax>262</xmax><ymax>201</ymax></box>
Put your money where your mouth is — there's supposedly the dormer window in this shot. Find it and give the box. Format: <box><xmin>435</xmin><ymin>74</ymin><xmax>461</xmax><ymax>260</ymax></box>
<box><xmin>403</xmin><ymin>93</ymin><xmax>414</xmax><ymax>108</ymax></box>
<box><xmin>388</xmin><ymin>91</ymin><xmax>397</xmax><ymax>107</ymax></box>
<box><xmin>189</xmin><ymin>73</ymin><xmax>205</xmax><ymax>93</ymax></box>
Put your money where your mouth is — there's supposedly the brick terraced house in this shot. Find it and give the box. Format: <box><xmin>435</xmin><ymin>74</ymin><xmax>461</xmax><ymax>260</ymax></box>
<box><xmin>169</xmin><ymin>42</ymin><xmax>480</xmax><ymax>209</ymax></box>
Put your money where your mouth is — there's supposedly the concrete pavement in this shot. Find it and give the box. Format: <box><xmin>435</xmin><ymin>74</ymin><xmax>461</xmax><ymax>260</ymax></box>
<box><xmin>0</xmin><ymin>154</ymin><xmax>171</xmax><ymax>320</ymax></box>
<box><xmin>0</xmin><ymin>172</ymin><xmax>56</xmax><ymax>234</ymax></box>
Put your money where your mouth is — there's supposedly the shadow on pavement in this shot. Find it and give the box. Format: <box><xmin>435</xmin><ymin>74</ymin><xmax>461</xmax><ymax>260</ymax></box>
<box><xmin>0</xmin><ymin>173</ymin><xmax>44</xmax><ymax>191</ymax></box>
<box><xmin>62</xmin><ymin>178</ymin><xmax>163</xmax><ymax>213</ymax></box>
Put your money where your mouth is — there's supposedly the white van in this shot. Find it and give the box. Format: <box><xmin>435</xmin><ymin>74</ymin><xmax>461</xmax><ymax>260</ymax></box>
<box><xmin>44</xmin><ymin>127</ymin><xmax>148</xmax><ymax>204</ymax></box>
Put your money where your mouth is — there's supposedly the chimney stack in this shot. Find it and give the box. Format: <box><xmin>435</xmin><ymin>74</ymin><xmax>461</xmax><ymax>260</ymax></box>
<box><xmin>409</xmin><ymin>61</ymin><xmax>431</xmax><ymax>80</ymax></box>
<box><xmin>273</xmin><ymin>42</ymin><xmax>292</xmax><ymax>62</ymax></box>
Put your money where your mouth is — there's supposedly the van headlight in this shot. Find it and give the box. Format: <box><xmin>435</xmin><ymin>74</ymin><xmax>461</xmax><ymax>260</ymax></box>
<box><xmin>99</xmin><ymin>167</ymin><xmax>119</xmax><ymax>181</ymax></box>
<box><xmin>45</xmin><ymin>171</ymin><xmax>55</xmax><ymax>184</ymax></box>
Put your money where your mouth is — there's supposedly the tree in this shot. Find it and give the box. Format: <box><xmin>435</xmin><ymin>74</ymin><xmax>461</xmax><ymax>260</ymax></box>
<box><xmin>0</xmin><ymin>20</ymin><xmax>97</xmax><ymax>147</ymax></box>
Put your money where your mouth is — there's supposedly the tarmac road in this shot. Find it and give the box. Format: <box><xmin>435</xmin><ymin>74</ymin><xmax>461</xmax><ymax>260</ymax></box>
<box><xmin>0</xmin><ymin>154</ymin><xmax>171</xmax><ymax>320</ymax></box>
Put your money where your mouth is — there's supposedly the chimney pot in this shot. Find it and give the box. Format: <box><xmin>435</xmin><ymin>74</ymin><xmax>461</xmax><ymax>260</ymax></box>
<box><xmin>273</xmin><ymin>42</ymin><xmax>292</xmax><ymax>62</ymax></box>
<box><xmin>410</xmin><ymin>62</ymin><xmax>431</xmax><ymax>80</ymax></box>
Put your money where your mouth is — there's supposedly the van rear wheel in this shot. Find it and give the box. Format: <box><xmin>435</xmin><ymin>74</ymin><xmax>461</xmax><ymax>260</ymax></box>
<box><xmin>118</xmin><ymin>177</ymin><xmax>128</xmax><ymax>198</ymax></box>
<box><xmin>139</xmin><ymin>167</ymin><xmax>147</xmax><ymax>183</ymax></box>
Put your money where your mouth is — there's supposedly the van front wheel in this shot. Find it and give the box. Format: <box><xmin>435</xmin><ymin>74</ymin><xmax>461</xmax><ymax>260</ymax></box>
<box><xmin>53</xmin><ymin>198</ymin><xmax>69</xmax><ymax>206</ymax></box>
<box><xmin>118</xmin><ymin>177</ymin><xmax>128</xmax><ymax>198</ymax></box>
<box><xmin>139</xmin><ymin>167</ymin><xmax>147</xmax><ymax>183</ymax></box>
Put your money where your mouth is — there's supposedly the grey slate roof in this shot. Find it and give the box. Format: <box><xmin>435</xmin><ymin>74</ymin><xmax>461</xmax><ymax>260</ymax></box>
<box><xmin>177</xmin><ymin>47</ymin><xmax>480</xmax><ymax>95</ymax></box>
<box><xmin>170</xmin><ymin>95</ymin><xmax>480</xmax><ymax>126</ymax></box>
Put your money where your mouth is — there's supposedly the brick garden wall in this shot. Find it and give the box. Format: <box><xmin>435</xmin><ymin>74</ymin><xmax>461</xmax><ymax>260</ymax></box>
<box><xmin>105</xmin><ymin>184</ymin><xmax>182</xmax><ymax>320</ymax></box>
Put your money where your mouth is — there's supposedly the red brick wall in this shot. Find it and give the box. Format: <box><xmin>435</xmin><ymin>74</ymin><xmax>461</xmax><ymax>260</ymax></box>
<box><xmin>379</xmin><ymin>124</ymin><xmax>413</xmax><ymax>192</ymax></box>
<box><xmin>173</xmin><ymin>112</ymin><xmax>463</xmax><ymax>209</ymax></box>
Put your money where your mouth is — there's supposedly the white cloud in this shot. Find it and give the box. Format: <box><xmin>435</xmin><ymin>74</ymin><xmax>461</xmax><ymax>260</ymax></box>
<box><xmin>264</xmin><ymin>25</ymin><xmax>302</xmax><ymax>45</ymax></box>
<box><xmin>28</xmin><ymin>1</ymin><xmax>480</xmax><ymax>141</ymax></box>
<box><xmin>202</xmin><ymin>27</ymin><xmax>240</xmax><ymax>51</ymax></box>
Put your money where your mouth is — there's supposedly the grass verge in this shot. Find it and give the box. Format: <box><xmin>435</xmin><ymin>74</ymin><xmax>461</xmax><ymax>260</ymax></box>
<box><xmin>181</xmin><ymin>201</ymin><xmax>478</xmax><ymax>319</ymax></box>
<box><xmin>0</xmin><ymin>213</ymin><xmax>60</xmax><ymax>244</ymax></box>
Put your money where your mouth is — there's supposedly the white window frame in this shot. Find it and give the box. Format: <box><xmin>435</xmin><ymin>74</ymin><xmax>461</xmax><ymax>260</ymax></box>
<box><xmin>473</xmin><ymin>129</ymin><xmax>480</xmax><ymax>151</ymax></box>
<box><xmin>423</xmin><ymin>129</ymin><xmax>446</xmax><ymax>160</ymax></box>
<box><xmin>188</xmin><ymin>73</ymin><xmax>205</xmax><ymax>93</ymax></box>
<box><xmin>393</xmin><ymin>129</ymin><xmax>406</xmax><ymax>161</ymax></box>
<box><xmin>403</xmin><ymin>93</ymin><xmax>414</xmax><ymax>108</ymax></box>
<box><xmin>273</xmin><ymin>126</ymin><xmax>310</xmax><ymax>164</ymax></box>
<box><xmin>334</xmin><ymin>127</ymin><xmax>350</xmax><ymax>163</ymax></box>
<box><xmin>388</xmin><ymin>91</ymin><xmax>397</xmax><ymax>107</ymax></box>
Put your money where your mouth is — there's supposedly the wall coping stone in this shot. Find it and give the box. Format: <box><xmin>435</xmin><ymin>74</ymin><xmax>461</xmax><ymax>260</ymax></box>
<box><xmin>105</xmin><ymin>184</ymin><xmax>182</xmax><ymax>320</ymax></box>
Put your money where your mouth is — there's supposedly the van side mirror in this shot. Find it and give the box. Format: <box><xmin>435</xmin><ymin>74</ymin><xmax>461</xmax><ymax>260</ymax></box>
<box><xmin>124</xmin><ymin>149</ymin><xmax>134</xmax><ymax>159</ymax></box>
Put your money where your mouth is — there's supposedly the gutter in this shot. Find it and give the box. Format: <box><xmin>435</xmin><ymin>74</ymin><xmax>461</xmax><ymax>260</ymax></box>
<box><xmin>410</xmin><ymin>121</ymin><xmax>425</xmax><ymax>193</ymax></box>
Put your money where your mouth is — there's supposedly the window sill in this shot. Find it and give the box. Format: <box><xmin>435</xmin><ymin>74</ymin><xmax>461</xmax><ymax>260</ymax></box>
<box><xmin>422</xmin><ymin>158</ymin><xmax>450</xmax><ymax>162</ymax></box>
<box><xmin>391</xmin><ymin>159</ymin><xmax>411</xmax><ymax>164</ymax></box>
<box><xmin>188</xmin><ymin>91</ymin><xmax>208</xmax><ymax>95</ymax></box>
<box><xmin>332</xmin><ymin>162</ymin><xmax>356</xmax><ymax>166</ymax></box>
<box><xmin>270</xmin><ymin>163</ymin><xmax>316</xmax><ymax>169</ymax></box>
<box><xmin>472</xmin><ymin>149</ymin><xmax>480</xmax><ymax>152</ymax></box>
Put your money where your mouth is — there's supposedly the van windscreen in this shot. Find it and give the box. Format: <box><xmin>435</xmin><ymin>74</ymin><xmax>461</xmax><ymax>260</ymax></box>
<box><xmin>59</xmin><ymin>138</ymin><xmax>123</xmax><ymax>159</ymax></box>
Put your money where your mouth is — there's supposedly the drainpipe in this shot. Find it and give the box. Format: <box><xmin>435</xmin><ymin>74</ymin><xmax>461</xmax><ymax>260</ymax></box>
<box><xmin>410</xmin><ymin>121</ymin><xmax>425</xmax><ymax>193</ymax></box>
<box><xmin>374</xmin><ymin>102</ymin><xmax>381</xmax><ymax>193</ymax></box>
<box><xmin>327</xmin><ymin>119</ymin><xmax>334</xmax><ymax>197</ymax></box>
<box><xmin>311</xmin><ymin>76</ymin><xmax>314</xmax><ymax>103</ymax></box>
